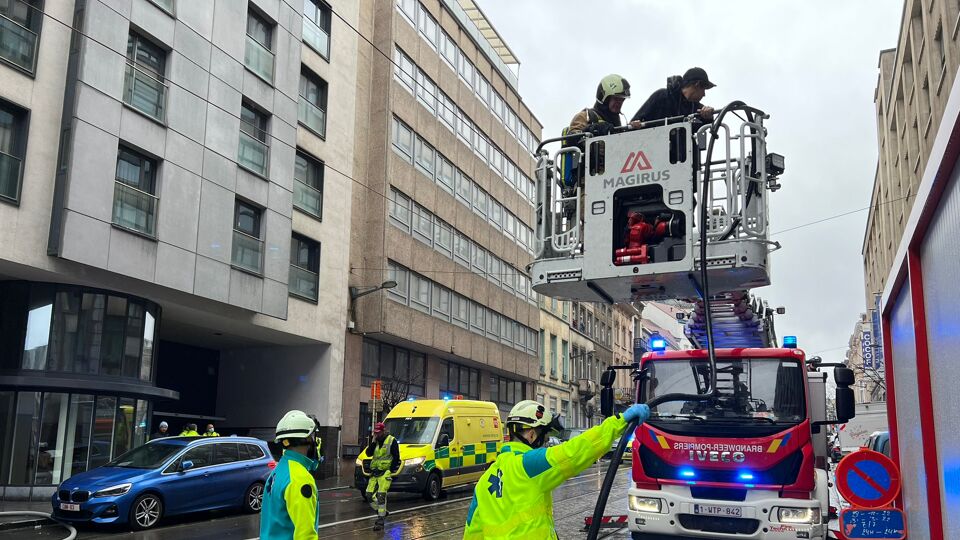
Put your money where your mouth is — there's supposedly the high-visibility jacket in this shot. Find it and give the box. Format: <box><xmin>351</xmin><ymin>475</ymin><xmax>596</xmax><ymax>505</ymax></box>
<box><xmin>370</xmin><ymin>435</ymin><xmax>396</xmax><ymax>472</ymax></box>
<box><xmin>260</xmin><ymin>450</ymin><xmax>320</xmax><ymax>540</ymax></box>
<box><xmin>202</xmin><ymin>431</ymin><xmax>220</xmax><ymax>437</ymax></box>
<box><xmin>463</xmin><ymin>415</ymin><xmax>629</xmax><ymax>540</ymax></box>
<box><xmin>179</xmin><ymin>430</ymin><xmax>200</xmax><ymax>437</ymax></box>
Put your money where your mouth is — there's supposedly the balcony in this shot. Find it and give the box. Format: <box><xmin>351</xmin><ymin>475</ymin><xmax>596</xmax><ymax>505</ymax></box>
<box><xmin>238</xmin><ymin>128</ymin><xmax>269</xmax><ymax>177</ymax></box>
<box><xmin>0</xmin><ymin>14</ymin><xmax>38</xmax><ymax>73</ymax></box>
<box><xmin>298</xmin><ymin>97</ymin><xmax>326</xmax><ymax>138</ymax></box>
<box><xmin>112</xmin><ymin>182</ymin><xmax>158</xmax><ymax>237</ymax></box>
<box><xmin>289</xmin><ymin>264</ymin><xmax>319</xmax><ymax>301</ymax></box>
<box><xmin>244</xmin><ymin>35</ymin><xmax>274</xmax><ymax>83</ymax></box>
<box><xmin>302</xmin><ymin>18</ymin><xmax>329</xmax><ymax>59</ymax></box>
<box><xmin>123</xmin><ymin>63</ymin><xmax>166</xmax><ymax>122</ymax></box>
<box><xmin>231</xmin><ymin>230</ymin><xmax>263</xmax><ymax>274</ymax></box>
<box><xmin>0</xmin><ymin>150</ymin><xmax>22</xmax><ymax>201</ymax></box>
<box><xmin>294</xmin><ymin>179</ymin><xmax>322</xmax><ymax>218</ymax></box>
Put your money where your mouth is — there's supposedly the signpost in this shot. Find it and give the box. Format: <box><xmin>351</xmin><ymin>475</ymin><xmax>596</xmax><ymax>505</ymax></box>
<box><xmin>835</xmin><ymin>450</ymin><xmax>905</xmax><ymax>540</ymax></box>
<box><xmin>370</xmin><ymin>380</ymin><xmax>382</xmax><ymax>434</ymax></box>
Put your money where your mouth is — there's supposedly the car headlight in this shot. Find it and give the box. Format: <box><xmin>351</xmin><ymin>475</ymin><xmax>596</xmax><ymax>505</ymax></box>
<box><xmin>92</xmin><ymin>483</ymin><xmax>132</xmax><ymax>498</ymax></box>
<box><xmin>404</xmin><ymin>457</ymin><xmax>425</xmax><ymax>467</ymax></box>
<box><xmin>776</xmin><ymin>507</ymin><xmax>820</xmax><ymax>524</ymax></box>
<box><xmin>629</xmin><ymin>496</ymin><xmax>662</xmax><ymax>513</ymax></box>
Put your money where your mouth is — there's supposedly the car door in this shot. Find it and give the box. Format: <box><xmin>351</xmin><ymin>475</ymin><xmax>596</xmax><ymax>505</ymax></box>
<box><xmin>207</xmin><ymin>442</ymin><xmax>250</xmax><ymax>508</ymax></box>
<box><xmin>435</xmin><ymin>417</ymin><xmax>459</xmax><ymax>485</ymax></box>
<box><xmin>160</xmin><ymin>444</ymin><xmax>215</xmax><ymax>515</ymax></box>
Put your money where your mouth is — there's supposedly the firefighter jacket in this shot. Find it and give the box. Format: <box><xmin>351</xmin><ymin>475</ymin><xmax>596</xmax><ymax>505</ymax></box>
<box><xmin>364</xmin><ymin>435</ymin><xmax>401</xmax><ymax>476</ymax></box>
<box><xmin>462</xmin><ymin>414</ymin><xmax>629</xmax><ymax>539</ymax></box>
<box><xmin>260</xmin><ymin>450</ymin><xmax>320</xmax><ymax>540</ymax></box>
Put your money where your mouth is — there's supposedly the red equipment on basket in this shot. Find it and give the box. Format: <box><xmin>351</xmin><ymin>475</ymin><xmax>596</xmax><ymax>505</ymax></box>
<box><xmin>614</xmin><ymin>211</ymin><xmax>669</xmax><ymax>265</ymax></box>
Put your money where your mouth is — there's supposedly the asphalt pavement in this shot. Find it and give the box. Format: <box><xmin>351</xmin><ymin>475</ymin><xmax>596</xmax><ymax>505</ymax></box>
<box><xmin>0</xmin><ymin>463</ymin><xmax>848</xmax><ymax>540</ymax></box>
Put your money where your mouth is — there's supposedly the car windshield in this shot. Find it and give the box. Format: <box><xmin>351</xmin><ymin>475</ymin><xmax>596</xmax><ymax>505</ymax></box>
<box><xmin>106</xmin><ymin>443</ymin><xmax>183</xmax><ymax>469</ymax></box>
<box><xmin>383</xmin><ymin>417</ymin><xmax>440</xmax><ymax>444</ymax></box>
<box><xmin>642</xmin><ymin>357</ymin><xmax>806</xmax><ymax>424</ymax></box>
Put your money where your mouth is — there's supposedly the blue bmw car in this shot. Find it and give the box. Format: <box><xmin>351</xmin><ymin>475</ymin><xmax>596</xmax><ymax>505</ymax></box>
<box><xmin>52</xmin><ymin>436</ymin><xmax>275</xmax><ymax>530</ymax></box>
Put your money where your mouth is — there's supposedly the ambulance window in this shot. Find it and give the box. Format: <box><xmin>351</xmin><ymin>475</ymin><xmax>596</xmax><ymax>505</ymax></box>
<box><xmin>438</xmin><ymin>418</ymin><xmax>454</xmax><ymax>446</ymax></box>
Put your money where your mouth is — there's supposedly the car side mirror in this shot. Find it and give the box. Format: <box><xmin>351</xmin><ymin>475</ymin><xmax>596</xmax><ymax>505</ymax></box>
<box><xmin>180</xmin><ymin>460</ymin><xmax>194</xmax><ymax>472</ymax></box>
<box><xmin>835</xmin><ymin>387</ymin><xmax>855</xmax><ymax>423</ymax></box>
<box><xmin>834</xmin><ymin>366</ymin><xmax>855</xmax><ymax>387</ymax></box>
<box><xmin>600</xmin><ymin>387</ymin><xmax>614</xmax><ymax>418</ymax></box>
<box><xmin>600</xmin><ymin>369</ymin><xmax>616</xmax><ymax>387</ymax></box>
<box><xmin>436</xmin><ymin>433</ymin><xmax>450</xmax><ymax>449</ymax></box>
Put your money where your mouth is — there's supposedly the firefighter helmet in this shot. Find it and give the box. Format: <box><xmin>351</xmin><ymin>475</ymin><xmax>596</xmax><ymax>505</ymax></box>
<box><xmin>506</xmin><ymin>400</ymin><xmax>563</xmax><ymax>435</ymax></box>
<box><xmin>596</xmin><ymin>74</ymin><xmax>631</xmax><ymax>104</ymax></box>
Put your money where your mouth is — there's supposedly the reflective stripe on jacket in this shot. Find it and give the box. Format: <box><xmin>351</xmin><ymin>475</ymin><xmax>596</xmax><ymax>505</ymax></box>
<box><xmin>260</xmin><ymin>450</ymin><xmax>320</xmax><ymax>540</ymax></box>
<box><xmin>370</xmin><ymin>435</ymin><xmax>396</xmax><ymax>472</ymax></box>
<box><xmin>462</xmin><ymin>415</ymin><xmax>629</xmax><ymax>540</ymax></box>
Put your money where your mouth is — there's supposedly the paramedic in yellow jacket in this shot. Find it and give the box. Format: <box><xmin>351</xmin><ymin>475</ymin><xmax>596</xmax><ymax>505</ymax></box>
<box><xmin>463</xmin><ymin>400</ymin><xmax>650</xmax><ymax>539</ymax></box>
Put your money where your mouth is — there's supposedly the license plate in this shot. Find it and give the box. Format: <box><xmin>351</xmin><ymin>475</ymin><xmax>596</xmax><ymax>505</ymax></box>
<box><xmin>693</xmin><ymin>504</ymin><xmax>742</xmax><ymax>517</ymax></box>
<box><xmin>59</xmin><ymin>503</ymin><xmax>80</xmax><ymax>512</ymax></box>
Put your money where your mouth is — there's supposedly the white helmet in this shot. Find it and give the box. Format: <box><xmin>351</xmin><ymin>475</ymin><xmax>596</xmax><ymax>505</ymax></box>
<box><xmin>275</xmin><ymin>410</ymin><xmax>318</xmax><ymax>445</ymax></box>
<box><xmin>506</xmin><ymin>400</ymin><xmax>563</xmax><ymax>435</ymax></box>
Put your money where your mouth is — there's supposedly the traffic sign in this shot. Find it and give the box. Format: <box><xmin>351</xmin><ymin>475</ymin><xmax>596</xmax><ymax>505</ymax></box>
<box><xmin>835</xmin><ymin>450</ymin><xmax>901</xmax><ymax>508</ymax></box>
<box><xmin>371</xmin><ymin>380</ymin><xmax>382</xmax><ymax>400</ymax></box>
<box><xmin>839</xmin><ymin>508</ymin><xmax>906</xmax><ymax>539</ymax></box>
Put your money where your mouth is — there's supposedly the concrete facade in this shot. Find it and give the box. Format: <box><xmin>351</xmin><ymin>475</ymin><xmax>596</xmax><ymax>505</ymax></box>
<box><xmin>863</xmin><ymin>0</ymin><xmax>960</xmax><ymax>310</ymax></box>
<box><xmin>0</xmin><ymin>0</ymin><xmax>355</xmax><ymax>484</ymax></box>
<box><xmin>341</xmin><ymin>0</ymin><xmax>543</xmax><ymax>451</ymax></box>
<box><xmin>534</xmin><ymin>295</ymin><xmax>573</xmax><ymax>427</ymax></box>
<box><xmin>845</xmin><ymin>313</ymin><xmax>886</xmax><ymax>404</ymax></box>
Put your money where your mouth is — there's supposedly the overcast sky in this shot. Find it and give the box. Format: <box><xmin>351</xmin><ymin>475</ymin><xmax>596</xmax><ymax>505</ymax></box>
<box><xmin>480</xmin><ymin>0</ymin><xmax>904</xmax><ymax>364</ymax></box>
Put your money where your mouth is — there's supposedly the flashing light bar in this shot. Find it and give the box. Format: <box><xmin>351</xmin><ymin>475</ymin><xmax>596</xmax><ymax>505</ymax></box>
<box><xmin>738</xmin><ymin>472</ymin><xmax>755</xmax><ymax>481</ymax></box>
<box><xmin>783</xmin><ymin>335</ymin><xmax>798</xmax><ymax>348</ymax></box>
<box><xmin>650</xmin><ymin>335</ymin><xmax>667</xmax><ymax>351</ymax></box>
<box><xmin>678</xmin><ymin>468</ymin><xmax>696</xmax><ymax>478</ymax></box>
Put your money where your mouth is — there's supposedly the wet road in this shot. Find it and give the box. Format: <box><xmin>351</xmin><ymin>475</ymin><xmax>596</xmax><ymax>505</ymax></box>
<box><xmin>1</xmin><ymin>463</ymin><xmax>632</xmax><ymax>540</ymax></box>
<box><xmin>1</xmin><ymin>463</ymin><xmax>849</xmax><ymax>540</ymax></box>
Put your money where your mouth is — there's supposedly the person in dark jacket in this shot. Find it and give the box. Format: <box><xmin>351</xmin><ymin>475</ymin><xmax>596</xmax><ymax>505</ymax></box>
<box><xmin>149</xmin><ymin>421</ymin><xmax>169</xmax><ymax>440</ymax></box>
<box><xmin>631</xmin><ymin>67</ymin><xmax>716</xmax><ymax>125</ymax></box>
<box><xmin>361</xmin><ymin>423</ymin><xmax>401</xmax><ymax>531</ymax></box>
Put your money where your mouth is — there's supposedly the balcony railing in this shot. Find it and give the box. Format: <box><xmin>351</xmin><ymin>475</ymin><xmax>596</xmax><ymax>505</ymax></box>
<box><xmin>0</xmin><ymin>150</ymin><xmax>23</xmax><ymax>201</ymax></box>
<box><xmin>244</xmin><ymin>35</ymin><xmax>274</xmax><ymax>83</ymax></box>
<box><xmin>0</xmin><ymin>14</ymin><xmax>38</xmax><ymax>73</ymax></box>
<box><xmin>231</xmin><ymin>230</ymin><xmax>263</xmax><ymax>274</ymax></box>
<box><xmin>294</xmin><ymin>179</ymin><xmax>322</xmax><ymax>218</ymax></box>
<box><xmin>112</xmin><ymin>182</ymin><xmax>158</xmax><ymax>237</ymax></box>
<box><xmin>298</xmin><ymin>97</ymin><xmax>326</xmax><ymax>137</ymax></box>
<box><xmin>302</xmin><ymin>18</ymin><xmax>329</xmax><ymax>59</ymax></box>
<box><xmin>123</xmin><ymin>62</ymin><xmax>166</xmax><ymax>122</ymax></box>
<box><xmin>289</xmin><ymin>264</ymin><xmax>319</xmax><ymax>301</ymax></box>
<box><xmin>238</xmin><ymin>128</ymin><xmax>269</xmax><ymax>176</ymax></box>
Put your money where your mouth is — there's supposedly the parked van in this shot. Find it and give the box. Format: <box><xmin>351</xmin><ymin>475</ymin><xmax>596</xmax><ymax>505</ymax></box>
<box><xmin>355</xmin><ymin>399</ymin><xmax>503</xmax><ymax>500</ymax></box>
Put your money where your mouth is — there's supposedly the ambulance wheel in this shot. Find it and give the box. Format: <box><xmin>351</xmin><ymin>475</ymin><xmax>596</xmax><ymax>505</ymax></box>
<box><xmin>422</xmin><ymin>472</ymin><xmax>442</xmax><ymax>501</ymax></box>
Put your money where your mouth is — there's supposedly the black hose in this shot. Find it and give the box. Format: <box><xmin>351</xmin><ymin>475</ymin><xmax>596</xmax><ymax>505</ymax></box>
<box><xmin>585</xmin><ymin>103</ymin><xmax>765</xmax><ymax>540</ymax></box>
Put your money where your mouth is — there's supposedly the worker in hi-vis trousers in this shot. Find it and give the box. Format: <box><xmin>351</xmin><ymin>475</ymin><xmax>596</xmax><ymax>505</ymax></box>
<box><xmin>362</xmin><ymin>422</ymin><xmax>400</xmax><ymax>531</ymax></box>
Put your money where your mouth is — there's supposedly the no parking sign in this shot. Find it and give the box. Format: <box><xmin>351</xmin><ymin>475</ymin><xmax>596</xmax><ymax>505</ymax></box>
<box><xmin>835</xmin><ymin>450</ymin><xmax>906</xmax><ymax>540</ymax></box>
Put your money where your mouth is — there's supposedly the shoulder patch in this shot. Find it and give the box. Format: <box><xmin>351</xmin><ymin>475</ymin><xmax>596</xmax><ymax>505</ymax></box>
<box><xmin>300</xmin><ymin>484</ymin><xmax>313</xmax><ymax>498</ymax></box>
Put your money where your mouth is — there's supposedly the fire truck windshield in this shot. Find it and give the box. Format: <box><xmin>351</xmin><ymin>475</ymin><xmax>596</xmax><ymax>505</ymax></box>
<box><xmin>641</xmin><ymin>357</ymin><xmax>806</xmax><ymax>425</ymax></box>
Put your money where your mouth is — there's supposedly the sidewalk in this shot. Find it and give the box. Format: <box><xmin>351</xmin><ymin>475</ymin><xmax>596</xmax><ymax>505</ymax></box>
<box><xmin>0</xmin><ymin>500</ymin><xmax>54</xmax><ymax>530</ymax></box>
<box><xmin>316</xmin><ymin>458</ymin><xmax>356</xmax><ymax>491</ymax></box>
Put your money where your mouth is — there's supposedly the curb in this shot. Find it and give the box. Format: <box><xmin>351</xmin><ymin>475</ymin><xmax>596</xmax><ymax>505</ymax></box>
<box><xmin>0</xmin><ymin>517</ymin><xmax>51</xmax><ymax>531</ymax></box>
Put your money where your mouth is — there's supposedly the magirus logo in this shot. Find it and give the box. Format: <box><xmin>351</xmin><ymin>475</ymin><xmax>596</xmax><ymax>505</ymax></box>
<box><xmin>602</xmin><ymin>149</ymin><xmax>670</xmax><ymax>189</ymax></box>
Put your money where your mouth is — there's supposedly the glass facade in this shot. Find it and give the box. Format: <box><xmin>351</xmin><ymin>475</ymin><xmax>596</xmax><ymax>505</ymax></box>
<box><xmin>0</xmin><ymin>282</ymin><xmax>162</xmax><ymax>492</ymax></box>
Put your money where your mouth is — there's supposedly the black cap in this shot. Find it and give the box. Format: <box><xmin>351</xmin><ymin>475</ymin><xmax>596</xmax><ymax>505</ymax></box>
<box><xmin>681</xmin><ymin>67</ymin><xmax>715</xmax><ymax>89</ymax></box>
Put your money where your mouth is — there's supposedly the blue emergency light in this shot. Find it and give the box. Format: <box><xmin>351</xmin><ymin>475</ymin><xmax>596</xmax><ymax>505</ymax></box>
<box><xmin>679</xmin><ymin>468</ymin><xmax>696</xmax><ymax>478</ymax></box>
<box><xmin>738</xmin><ymin>471</ymin><xmax>755</xmax><ymax>481</ymax></box>
<box><xmin>650</xmin><ymin>335</ymin><xmax>667</xmax><ymax>351</ymax></box>
<box><xmin>783</xmin><ymin>336</ymin><xmax>797</xmax><ymax>348</ymax></box>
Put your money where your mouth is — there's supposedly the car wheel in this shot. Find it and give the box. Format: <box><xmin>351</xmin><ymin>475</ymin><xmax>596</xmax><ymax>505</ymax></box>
<box><xmin>422</xmin><ymin>472</ymin><xmax>442</xmax><ymax>501</ymax></box>
<box><xmin>129</xmin><ymin>493</ymin><xmax>163</xmax><ymax>530</ymax></box>
<box><xmin>243</xmin><ymin>482</ymin><xmax>264</xmax><ymax>513</ymax></box>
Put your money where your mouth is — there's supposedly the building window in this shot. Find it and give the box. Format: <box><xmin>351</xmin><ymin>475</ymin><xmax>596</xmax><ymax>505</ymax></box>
<box><xmin>389</xmin><ymin>188</ymin><xmax>411</xmax><ymax>230</ymax></box>
<box><xmin>387</xmin><ymin>261</ymin><xmax>409</xmax><ymax>303</ymax></box>
<box><xmin>414</xmin><ymin>137</ymin><xmax>435</xmax><ymax>178</ymax></box>
<box><xmin>0</xmin><ymin>0</ymin><xmax>41</xmax><ymax>73</ymax></box>
<box><xmin>123</xmin><ymin>33</ymin><xmax>166</xmax><ymax>122</ymax></box>
<box><xmin>431</xmin><ymin>285</ymin><xmax>450</xmax><ymax>321</ymax></box>
<box><xmin>412</xmin><ymin>204</ymin><xmax>433</xmax><ymax>244</ymax></box>
<box><xmin>238</xmin><ymin>102</ymin><xmax>269</xmax><ymax>176</ymax></box>
<box><xmin>244</xmin><ymin>10</ymin><xmax>274</xmax><ymax>83</ymax></box>
<box><xmin>452</xmin><ymin>293</ymin><xmax>468</xmax><ymax>328</ymax></box>
<box><xmin>393</xmin><ymin>47</ymin><xmax>415</xmax><ymax>91</ymax></box>
<box><xmin>303</xmin><ymin>0</ymin><xmax>331</xmax><ymax>59</ymax></box>
<box><xmin>231</xmin><ymin>200</ymin><xmax>263</xmax><ymax>274</ymax></box>
<box><xmin>550</xmin><ymin>334</ymin><xmax>557</xmax><ymax>377</ymax></box>
<box><xmin>112</xmin><ymin>146</ymin><xmax>158</xmax><ymax>237</ymax></box>
<box><xmin>391</xmin><ymin>117</ymin><xmax>414</xmax><ymax>159</ymax></box>
<box><xmin>410</xmin><ymin>273</ymin><xmax>430</xmax><ymax>313</ymax></box>
<box><xmin>0</xmin><ymin>98</ymin><xmax>28</xmax><ymax>203</ymax></box>
<box><xmin>299</xmin><ymin>69</ymin><xmax>327</xmax><ymax>137</ymax></box>
<box><xmin>562</xmin><ymin>340</ymin><xmax>569</xmax><ymax>382</ymax></box>
<box><xmin>294</xmin><ymin>150</ymin><xmax>323</xmax><ymax>219</ymax></box>
<box><xmin>361</xmin><ymin>339</ymin><xmax>426</xmax><ymax>396</ymax></box>
<box><xmin>489</xmin><ymin>375</ymin><xmax>525</xmax><ymax>407</ymax></box>
<box><xmin>440</xmin><ymin>361</ymin><xmax>479</xmax><ymax>399</ymax></box>
<box><xmin>539</xmin><ymin>330</ymin><xmax>545</xmax><ymax>374</ymax></box>
<box><xmin>148</xmin><ymin>0</ymin><xmax>174</xmax><ymax>14</ymax></box>
<box><xmin>289</xmin><ymin>234</ymin><xmax>320</xmax><ymax>301</ymax></box>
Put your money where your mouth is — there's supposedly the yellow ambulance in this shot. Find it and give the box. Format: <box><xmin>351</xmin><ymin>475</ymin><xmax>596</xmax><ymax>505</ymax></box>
<box><xmin>354</xmin><ymin>399</ymin><xmax>503</xmax><ymax>500</ymax></box>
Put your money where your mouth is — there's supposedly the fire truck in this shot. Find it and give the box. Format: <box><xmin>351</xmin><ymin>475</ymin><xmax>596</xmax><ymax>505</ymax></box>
<box><xmin>530</xmin><ymin>103</ymin><xmax>856</xmax><ymax>539</ymax></box>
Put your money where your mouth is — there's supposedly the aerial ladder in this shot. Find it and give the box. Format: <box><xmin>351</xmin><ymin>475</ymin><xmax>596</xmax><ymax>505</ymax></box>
<box><xmin>529</xmin><ymin>104</ymin><xmax>856</xmax><ymax>540</ymax></box>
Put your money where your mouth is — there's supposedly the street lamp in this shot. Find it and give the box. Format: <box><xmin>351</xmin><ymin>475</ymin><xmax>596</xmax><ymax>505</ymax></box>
<box><xmin>349</xmin><ymin>280</ymin><xmax>397</xmax><ymax>300</ymax></box>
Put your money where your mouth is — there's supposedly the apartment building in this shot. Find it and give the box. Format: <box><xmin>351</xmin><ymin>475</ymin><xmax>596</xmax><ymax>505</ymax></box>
<box><xmin>341</xmin><ymin>0</ymin><xmax>543</xmax><ymax>451</ymax></box>
<box><xmin>863</xmin><ymin>0</ymin><xmax>960</xmax><ymax>308</ymax></box>
<box><xmin>845</xmin><ymin>314</ymin><xmax>886</xmax><ymax>404</ymax></box>
<box><xmin>534</xmin><ymin>295</ymin><xmax>572</xmax><ymax>427</ymax></box>
<box><xmin>0</xmin><ymin>0</ymin><xmax>354</xmax><ymax>497</ymax></box>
